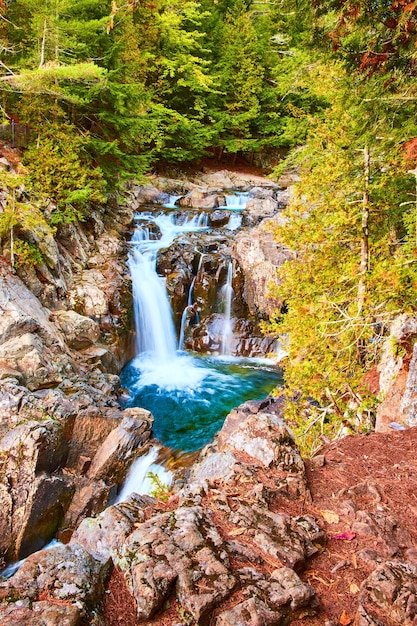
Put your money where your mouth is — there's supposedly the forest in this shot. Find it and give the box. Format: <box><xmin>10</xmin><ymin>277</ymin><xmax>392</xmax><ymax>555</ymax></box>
<box><xmin>1</xmin><ymin>0</ymin><xmax>417</xmax><ymax>447</ymax></box>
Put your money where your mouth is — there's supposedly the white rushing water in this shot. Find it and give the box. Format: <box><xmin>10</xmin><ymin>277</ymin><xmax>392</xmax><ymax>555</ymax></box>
<box><xmin>222</xmin><ymin>192</ymin><xmax>249</xmax><ymax>210</ymax></box>
<box><xmin>129</xmin><ymin>212</ymin><xmax>208</xmax><ymax>361</ymax></box>
<box><xmin>220</xmin><ymin>261</ymin><xmax>234</xmax><ymax>355</ymax></box>
<box><xmin>116</xmin><ymin>446</ymin><xmax>173</xmax><ymax>503</ymax></box>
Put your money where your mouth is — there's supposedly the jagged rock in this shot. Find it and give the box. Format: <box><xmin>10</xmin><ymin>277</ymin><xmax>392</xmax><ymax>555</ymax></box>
<box><xmin>187</xmin><ymin>450</ymin><xmax>238</xmax><ymax>486</ymax></box>
<box><xmin>71</xmin><ymin>494</ymin><xmax>155</xmax><ymax>563</ymax></box>
<box><xmin>0</xmin><ymin>543</ymin><xmax>110</xmax><ymax>616</ymax></box>
<box><xmin>216</xmin><ymin>567</ymin><xmax>315</xmax><ymax>625</ymax></box>
<box><xmin>66</xmin><ymin>410</ymin><xmax>124</xmax><ymax>470</ymax></box>
<box><xmin>243</xmin><ymin>197</ymin><xmax>279</xmax><ymax>227</ymax></box>
<box><xmin>86</xmin><ymin>409</ymin><xmax>153</xmax><ymax>482</ymax></box>
<box><xmin>52</xmin><ymin>310</ymin><xmax>100</xmax><ymax>350</ymax></box>
<box><xmin>117</xmin><ymin>505</ymin><xmax>236</xmax><ymax>622</ymax></box>
<box><xmin>0</xmin><ymin>601</ymin><xmax>81</xmax><ymax>626</ymax></box>
<box><xmin>358</xmin><ymin>560</ymin><xmax>417</xmax><ymax>625</ymax></box>
<box><xmin>58</xmin><ymin>478</ymin><xmax>111</xmax><ymax>543</ymax></box>
<box><xmin>233</xmin><ymin>215</ymin><xmax>293</xmax><ymax>318</ymax></box>
<box><xmin>216</xmin><ymin>595</ymin><xmax>280</xmax><ymax>626</ymax></box>
<box><xmin>70</xmin><ymin>269</ymin><xmax>109</xmax><ymax>317</ymax></box>
<box><xmin>0</xmin><ymin>263</ymin><xmax>73</xmax><ymax>389</ymax></box>
<box><xmin>0</xmin><ymin>420</ymin><xmax>72</xmax><ymax>560</ymax></box>
<box><xmin>228</xmin><ymin>503</ymin><xmax>322</xmax><ymax>571</ymax></box>
<box><xmin>351</xmin><ymin>509</ymin><xmax>412</xmax><ymax>559</ymax></box>
<box><xmin>0</xmin><ymin>382</ymin><xmax>28</xmax><ymax>436</ymax></box>
<box><xmin>217</xmin><ymin>401</ymin><xmax>302</xmax><ymax>470</ymax></box>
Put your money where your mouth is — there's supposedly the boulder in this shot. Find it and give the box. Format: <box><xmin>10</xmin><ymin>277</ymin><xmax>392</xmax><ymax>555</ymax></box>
<box><xmin>179</xmin><ymin>189</ymin><xmax>226</xmax><ymax>209</ymax></box>
<box><xmin>131</xmin><ymin>184</ymin><xmax>170</xmax><ymax>205</ymax></box>
<box><xmin>0</xmin><ymin>602</ymin><xmax>81</xmax><ymax>626</ymax></box>
<box><xmin>209</xmin><ymin>210</ymin><xmax>232</xmax><ymax>227</ymax></box>
<box><xmin>0</xmin><ymin>543</ymin><xmax>110</xmax><ymax>616</ymax></box>
<box><xmin>358</xmin><ymin>560</ymin><xmax>417</xmax><ymax>625</ymax></box>
<box><xmin>52</xmin><ymin>310</ymin><xmax>100</xmax><ymax>350</ymax></box>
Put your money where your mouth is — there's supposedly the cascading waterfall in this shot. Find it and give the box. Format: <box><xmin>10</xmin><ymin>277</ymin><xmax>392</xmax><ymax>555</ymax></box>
<box><xmin>129</xmin><ymin>222</ymin><xmax>177</xmax><ymax>361</ymax></box>
<box><xmin>220</xmin><ymin>261</ymin><xmax>234</xmax><ymax>355</ymax></box>
<box><xmin>223</xmin><ymin>192</ymin><xmax>249</xmax><ymax>210</ymax></box>
<box><xmin>121</xmin><ymin>199</ymin><xmax>281</xmax><ymax>452</ymax></box>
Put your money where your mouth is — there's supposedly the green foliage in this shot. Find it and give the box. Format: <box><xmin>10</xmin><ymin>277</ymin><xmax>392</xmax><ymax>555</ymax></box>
<box><xmin>146</xmin><ymin>471</ymin><xmax>170</xmax><ymax>502</ymax></box>
<box><xmin>23</xmin><ymin>123</ymin><xmax>107</xmax><ymax>223</ymax></box>
<box><xmin>265</xmin><ymin>52</ymin><xmax>417</xmax><ymax>450</ymax></box>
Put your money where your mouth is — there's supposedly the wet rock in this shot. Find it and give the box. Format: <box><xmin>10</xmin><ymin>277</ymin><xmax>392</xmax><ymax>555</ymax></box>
<box><xmin>117</xmin><ymin>505</ymin><xmax>236</xmax><ymax>622</ymax></box>
<box><xmin>358</xmin><ymin>560</ymin><xmax>417</xmax><ymax>625</ymax></box>
<box><xmin>179</xmin><ymin>189</ymin><xmax>226</xmax><ymax>209</ymax></box>
<box><xmin>209</xmin><ymin>210</ymin><xmax>232</xmax><ymax>227</ymax></box>
<box><xmin>0</xmin><ymin>420</ymin><xmax>72</xmax><ymax>560</ymax></box>
<box><xmin>86</xmin><ymin>409</ymin><xmax>153</xmax><ymax>482</ymax></box>
<box><xmin>52</xmin><ymin>310</ymin><xmax>100</xmax><ymax>350</ymax></box>
<box><xmin>0</xmin><ymin>543</ymin><xmax>110</xmax><ymax>616</ymax></box>
<box><xmin>0</xmin><ymin>601</ymin><xmax>81</xmax><ymax>626</ymax></box>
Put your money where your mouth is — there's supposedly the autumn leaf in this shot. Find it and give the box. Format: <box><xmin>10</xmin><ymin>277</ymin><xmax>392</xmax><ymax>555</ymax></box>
<box><xmin>339</xmin><ymin>610</ymin><xmax>353</xmax><ymax>625</ymax></box>
<box><xmin>321</xmin><ymin>509</ymin><xmax>340</xmax><ymax>524</ymax></box>
<box><xmin>332</xmin><ymin>530</ymin><xmax>356</xmax><ymax>541</ymax></box>
<box><xmin>349</xmin><ymin>582</ymin><xmax>360</xmax><ymax>594</ymax></box>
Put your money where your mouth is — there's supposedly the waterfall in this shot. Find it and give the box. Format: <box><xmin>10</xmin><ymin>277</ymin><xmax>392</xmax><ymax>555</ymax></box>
<box><xmin>163</xmin><ymin>194</ymin><xmax>182</xmax><ymax>208</ymax></box>
<box><xmin>220</xmin><ymin>261</ymin><xmax>234</xmax><ymax>355</ymax></box>
<box><xmin>224</xmin><ymin>192</ymin><xmax>249</xmax><ymax>210</ymax></box>
<box><xmin>116</xmin><ymin>446</ymin><xmax>172</xmax><ymax>503</ymax></box>
<box><xmin>187</xmin><ymin>277</ymin><xmax>196</xmax><ymax>307</ymax></box>
<box><xmin>129</xmin><ymin>212</ymin><xmax>210</xmax><ymax>362</ymax></box>
<box><xmin>227</xmin><ymin>213</ymin><xmax>242</xmax><ymax>230</ymax></box>
<box><xmin>129</xmin><ymin>221</ymin><xmax>177</xmax><ymax>361</ymax></box>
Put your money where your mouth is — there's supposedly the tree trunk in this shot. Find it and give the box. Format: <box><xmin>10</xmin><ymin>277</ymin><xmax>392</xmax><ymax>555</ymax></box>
<box><xmin>357</xmin><ymin>146</ymin><xmax>370</xmax><ymax>317</ymax></box>
<box><xmin>39</xmin><ymin>17</ymin><xmax>47</xmax><ymax>68</ymax></box>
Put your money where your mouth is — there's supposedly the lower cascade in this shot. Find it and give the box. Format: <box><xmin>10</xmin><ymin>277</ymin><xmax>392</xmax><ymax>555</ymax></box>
<box><xmin>121</xmin><ymin>199</ymin><xmax>281</xmax><ymax>452</ymax></box>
